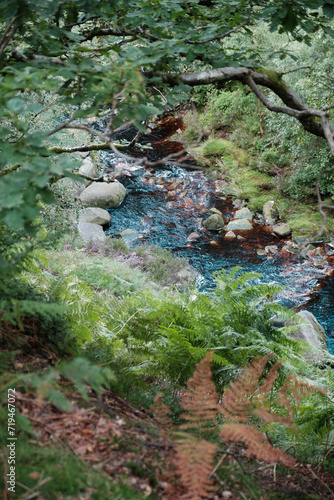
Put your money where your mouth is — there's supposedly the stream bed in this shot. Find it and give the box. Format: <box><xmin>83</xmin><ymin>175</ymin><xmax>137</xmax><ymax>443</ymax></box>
<box><xmin>96</xmin><ymin>118</ymin><xmax>334</xmax><ymax>353</ymax></box>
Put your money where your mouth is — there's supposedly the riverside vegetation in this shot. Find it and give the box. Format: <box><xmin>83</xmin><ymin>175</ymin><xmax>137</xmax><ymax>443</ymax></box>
<box><xmin>2</xmin><ymin>1</ymin><xmax>334</xmax><ymax>498</ymax></box>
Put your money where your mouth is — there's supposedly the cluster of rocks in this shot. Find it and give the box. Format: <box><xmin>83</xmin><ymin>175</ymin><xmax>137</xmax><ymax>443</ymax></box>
<box><xmin>203</xmin><ymin>206</ymin><xmax>253</xmax><ymax>238</ymax></box>
<box><xmin>202</xmin><ymin>199</ymin><xmax>293</xmax><ymax>239</ymax></box>
<box><xmin>56</xmin><ymin>157</ymin><xmax>127</xmax><ymax>243</ymax></box>
<box><xmin>201</xmin><ymin>196</ymin><xmax>334</xmax><ymax>269</ymax></box>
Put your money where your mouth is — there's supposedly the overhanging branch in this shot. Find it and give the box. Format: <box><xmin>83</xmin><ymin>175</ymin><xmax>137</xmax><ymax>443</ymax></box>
<box><xmin>160</xmin><ymin>66</ymin><xmax>332</xmax><ymax>144</ymax></box>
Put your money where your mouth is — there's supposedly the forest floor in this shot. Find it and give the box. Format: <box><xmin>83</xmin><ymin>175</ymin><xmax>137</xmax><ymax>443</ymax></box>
<box><xmin>2</xmin><ymin>341</ymin><xmax>334</xmax><ymax>500</ymax></box>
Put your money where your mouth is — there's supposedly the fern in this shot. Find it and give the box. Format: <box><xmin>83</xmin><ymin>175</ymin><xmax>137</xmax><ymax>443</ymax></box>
<box><xmin>153</xmin><ymin>352</ymin><xmax>324</xmax><ymax>498</ymax></box>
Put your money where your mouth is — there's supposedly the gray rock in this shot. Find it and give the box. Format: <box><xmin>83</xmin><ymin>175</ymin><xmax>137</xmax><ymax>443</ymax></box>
<box><xmin>55</xmin><ymin>176</ymin><xmax>88</xmax><ymax>196</ymax></box>
<box><xmin>287</xmin><ymin>311</ymin><xmax>328</xmax><ymax>358</ymax></box>
<box><xmin>263</xmin><ymin>200</ymin><xmax>277</xmax><ymax>226</ymax></box>
<box><xmin>79</xmin><ymin>207</ymin><xmax>111</xmax><ymax>225</ymax></box>
<box><xmin>234</xmin><ymin>207</ymin><xmax>253</xmax><ymax>220</ymax></box>
<box><xmin>203</xmin><ymin>214</ymin><xmax>225</xmax><ymax>230</ymax></box>
<box><xmin>299</xmin><ymin>244</ymin><xmax>315</xmax><ymax>259</ymax></box>
<box><xmin>209</xmin><ymin>207</ymin><xmax>223</xmax><ymax>216</ymax></box>
<box><xmin>273</xmin><ymin>223</ymin><xmax>291</xmax><ymax>237</ymax></box>
<box><xmin>79</xmin><ymin>181</ymin><xmax>126</xmax><ymax>208</ymax></box>
<box><xmin>285</xmin><ymin>242</ymin><xmax>300</xmax><ymax>254</ymax></box>
<box><xmin>294</xmin><ymin>236</ymin><xmax>308</xmax><ymax>245</ymax></box>
<box><xmin>256</xmin><ymin>249</ymin><xmax>267</xmax><ymax>256</ymax></box>
<box><xmin>237</xmin><ymin>235</ymin><xmax>245</xmax><ymax>240</ymax></box>
<box><xmin>77</xmin><ymin>222</ymin><xmax>106</xmax><ymax>242</ymax></box>
<box><xmin>232</xmin><ymin>199</ymin><xmax>242</xmax><ymax>209</ymax></box>
<box><xmin>225</xmin><ymin>230</ymin><xmax>236</xmax><ymax>239</ymax></box>
<box><xmin>225</xmin><ymin>219</ymin><xmax>253</xmax><ymax>231</ymax></box>
<box><xmin>78</xmin><ymin>157</ymin><xmax>98</xmax><ymax>178</ymax></box>
<box><xmin>265</xmin><ymin>245</ymin><xmax>278</xmax><ymax>254</ymax></box>
<box><xmin>328</xmin><ymin>240</ymin><xmax>334</xmax><ymax>248</ymax></box>
<box><xmin>313</xmin><ymin>258</ymin><xmax>327</xmax><ymax>269</ymax></box>
<box><xmin>119</xmin><ymin>228</ymin><xmax>141</xmax><ymax>245</ymax></box>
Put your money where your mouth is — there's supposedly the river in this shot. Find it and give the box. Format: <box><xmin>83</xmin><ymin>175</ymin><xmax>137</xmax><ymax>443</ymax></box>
<box><xmin>94</xmin><ymin>117</ymin><xmax>334</xmax><ymax>353</ymax></box>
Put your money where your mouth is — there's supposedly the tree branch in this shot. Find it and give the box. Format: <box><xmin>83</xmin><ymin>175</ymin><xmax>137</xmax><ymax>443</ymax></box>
<box><xmin>48</xmin><ymin>142</ymin><xmax>127</xmax><ymax>154</ymax></box>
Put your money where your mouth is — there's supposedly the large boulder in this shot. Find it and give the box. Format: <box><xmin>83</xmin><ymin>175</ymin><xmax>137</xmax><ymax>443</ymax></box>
<box><xmin>234</xmin><ymin>207</ymin><xmax>253</xmax><ymax>220</ymax></box>
<box><xmin>78</xmin><ymin>207</ymin><xmax>111</xmax><ymax>225</ymax></box>
<box><xmin>287</xmin><ymin>311</ymin><xmax>328</xmax><ymax>360</ymax></box>
<box><xmin>78</xmin><ymin>157</ymin><xmax>98</xmax><ymax>178</ymax></box>
<box><xmin>225</xmin><ymin>219</ymin><xmax>253</xmax><ymax>231</ymax></box>
<box><xmin>203</xmin><ymin>214</ymin><xmax>225</xmax><ymax>230</ymax></box>
<box><xmin>77</xmin><ymin>222</ymin><xmax>106</xmax><ymax>242</ymax></box>
<box><xmin>79</xmin><ymin>181</ymin><xmax>126</xmax><ymax>208</ymax></box>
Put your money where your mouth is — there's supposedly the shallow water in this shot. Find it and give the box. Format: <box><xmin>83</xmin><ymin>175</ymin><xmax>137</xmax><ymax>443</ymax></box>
<box><xmin>97</xmin><ymin>118</ymin><xmax>334</xmax><ymax>353</ymax></box>
<box><xmin>102</xmin><ymin>161</ymin><xmax>334</xmax><ymax>353</ymax></box>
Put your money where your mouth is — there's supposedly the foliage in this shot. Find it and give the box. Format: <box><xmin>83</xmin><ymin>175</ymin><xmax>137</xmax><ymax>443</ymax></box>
<box><xmin>153</xmin><ymin>352</ymin><xmax>327</xmax><ymax>498</ymax></box>
<box><xmin>94</xmin><ymin>266</ymin><xmax>320</xmax><ymax>395</ymax></box>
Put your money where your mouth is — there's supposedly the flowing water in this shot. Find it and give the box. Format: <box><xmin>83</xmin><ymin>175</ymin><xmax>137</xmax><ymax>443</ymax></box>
<box><xmin>96</xmin><ymin>117</ymin><xmax>334</xmax><ymax>353</ymax></box>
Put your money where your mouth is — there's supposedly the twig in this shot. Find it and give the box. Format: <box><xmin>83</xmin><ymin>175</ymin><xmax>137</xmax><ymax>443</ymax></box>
<box><xmin>216</xmin><ymin>450</ymin><xmax>254</xmax><ymax>476</ymax></box>
<box><xmin>152</xmin><ymin>86</ymin><xmax>169</xmax><ymax>105</ymax></box>
<box><xmin>281</xmin><ymin>58</ymin><xmax>319</xmax><ymax>75</ymax></box>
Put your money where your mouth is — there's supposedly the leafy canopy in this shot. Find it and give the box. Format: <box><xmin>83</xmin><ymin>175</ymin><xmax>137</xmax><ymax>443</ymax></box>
<box><xmin>1</xmin><ymin>0</ymin><xmax>334</xmax><ymax>233</ymax></box>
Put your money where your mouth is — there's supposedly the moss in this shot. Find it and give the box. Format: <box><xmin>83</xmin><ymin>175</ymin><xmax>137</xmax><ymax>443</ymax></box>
<box><xmin>285</xmin><ymin>203</ymin><xmax>334</xmax><ymax>238</ymax></box>
<box><xmin>199</xmin><ymin>137</ymin><xmax>249</xmax><ymax>169</ymax></box>
<box><xmin>254</xmin><ymin>67</ymin><xmax>288</xmax><ymax>90</ymax></box>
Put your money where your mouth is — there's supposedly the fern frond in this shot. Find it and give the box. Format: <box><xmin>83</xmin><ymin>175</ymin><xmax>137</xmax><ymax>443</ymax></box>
<box><xmin>153</xmin><ymin>392</ymin><xmax>175</xmax><ymax>430</ymax></box>
<box><xmin>220</xmin><ymin>354</ymin><xmax>273</xmax><ymax>422</ymax></box>
<box><xmin>220</xmin><ymin>423</ymin><xmax>296</xmax><ymax>467</ymax></box>
<box><xmin>176</xmin><ymin>436</ymin><xmax>217</xmax><ymax>500</ymax></box>
<box><xmin>180</xmin><ymin>351</ymin><xmax>220</xmax><ymax>432</ymax></box>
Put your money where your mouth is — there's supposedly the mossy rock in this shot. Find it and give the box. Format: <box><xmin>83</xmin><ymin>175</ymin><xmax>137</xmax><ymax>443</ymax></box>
<box><xmin>203</xmin><ymin>214</ymin><xmax>225</xmax><ymax>230</ymax></box>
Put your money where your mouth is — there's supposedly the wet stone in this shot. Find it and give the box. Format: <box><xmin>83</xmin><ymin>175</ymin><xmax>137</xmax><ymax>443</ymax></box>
<box><xmin>265</xmin><ymin>245</ymin><xmax>278</xmax><ymax>254</ymax></box>
<box><xmin>257</xmin><ymin>249</ymin><xmax>267</xmax><ymax>256</ymax></box>
<box><xmin>187</xmin><ymin>232</ymin><xmax>200</xmax><ymax>241</ymax></box>
<box><xmin>203</xmin><ymin>214</ymin><xmax>225</xmax><ymax>231</ymax></box>
<box><xmin>209</xmin><ymin>207</ymin><xmax>223</xmax><ymax>216</ymax></box>
<box><xmin>285</xmin><ymin>242</ymin><xmax>300</xmax><ymax>254</ymax></box>
<box><xmin>273</xmin><ymin>223</ymin><xmax>291</xmax><ymax>237</ymax></box>
<box><xmin>225</xmin><ymin>219</ymin><xmax>253</xmax><ymax>231</ymax></box>
<box><xmin>234</xmin><ymin>207</ymin><xmax>253</xmax><ymax>220</ymax></box>
<box><xmin>313</xmin><ymin>258</ymin><xmax>327</xmax><ymax>269</ymax></box>
<box><xmin>232</xmin><ymin>198</ymin><xmax>242</xmax><ymax>208</ymax></box>
<box><xmin>300</xmin><ymin>244</ymin><xmax>316</xmax><ymax>259</ymax></box>
<box><xmin>225</xmin><ymin>231</ymin><xmax>236</xmax><ymax>239</ymax></box>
